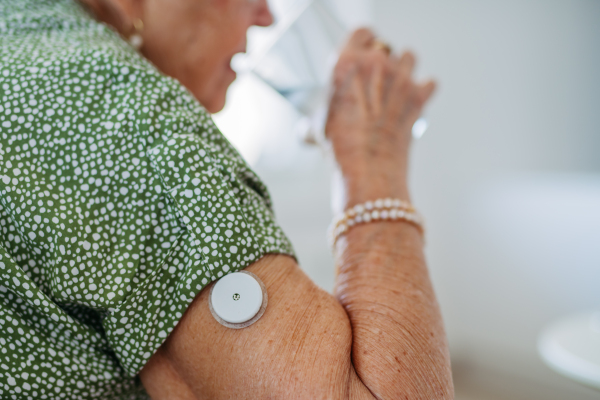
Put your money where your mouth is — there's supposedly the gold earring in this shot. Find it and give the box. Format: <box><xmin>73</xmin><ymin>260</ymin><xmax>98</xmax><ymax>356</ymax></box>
<box><xmin>128</xmin><ymin>18</ymin><xmax>144</xmax><ymax>50</ymax></box>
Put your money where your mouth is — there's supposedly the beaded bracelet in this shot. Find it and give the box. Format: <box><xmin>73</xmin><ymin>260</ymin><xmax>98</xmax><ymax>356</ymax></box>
<box><xmin>328</xmin><ymin>198</ymin><xmax>424</xmax><ymax>248</ymax></box>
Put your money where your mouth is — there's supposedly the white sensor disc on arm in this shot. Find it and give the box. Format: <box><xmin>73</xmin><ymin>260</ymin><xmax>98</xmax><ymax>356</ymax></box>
<box><xmin>209</xmin><ymin>271</ymin><xmax>267</xmax><ymax>328</ymax></box>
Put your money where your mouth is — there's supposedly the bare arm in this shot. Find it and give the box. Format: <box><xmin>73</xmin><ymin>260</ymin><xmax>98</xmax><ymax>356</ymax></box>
<box><xmin>139</xmin><ymin>29</ymin><xmax>453</xmax><ymax>399</ymax></box>
<box><xmin>334</xmin><ymin>223</ymin><xmax>452</xmax><ymax>399</ymax></box>
<box><xmin>327</xmin><ymin>29</ymin><xmax>453</xmax><ymax>398</ymax></box>
<box><xmin>141</xmin><ymin>255</ymin><xmax>373</xmax><ymax>399</ymax></box>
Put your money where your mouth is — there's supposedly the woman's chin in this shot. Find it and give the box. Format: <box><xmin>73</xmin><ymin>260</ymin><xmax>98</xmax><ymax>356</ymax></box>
<box><xmin>197</xmin><ymin>72</ymin><xmax>235</xmax><ymax>114</ymax></box>
<box><xmin>194</xmin><ymin>84</ymin><xmax>227</xmax><ymax>114</ymax></box>
<box><xmin>202</xmin><ymin>91</ymin><xmax>228</xmax><ymax>114</ymax></box>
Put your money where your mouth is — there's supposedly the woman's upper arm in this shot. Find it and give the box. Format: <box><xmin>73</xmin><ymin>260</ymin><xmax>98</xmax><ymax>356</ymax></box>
<box><xmin>139</xmin><ymin>254</ymin><xmax>374</xmax><ymax>400</ymax></box>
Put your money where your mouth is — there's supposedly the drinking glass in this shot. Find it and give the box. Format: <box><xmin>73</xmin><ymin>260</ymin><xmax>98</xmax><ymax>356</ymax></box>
<box><xmin>234</xmin><ymin>0</ymin><xmax>428</xmax><ymax>145</ymax></box>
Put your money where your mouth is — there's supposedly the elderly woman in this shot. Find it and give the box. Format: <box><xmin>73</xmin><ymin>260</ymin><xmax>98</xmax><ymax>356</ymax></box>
<box><xmin>0</xmin><ymin>0</ymin><xmax>452</xmax><ymax>398</ymax></box>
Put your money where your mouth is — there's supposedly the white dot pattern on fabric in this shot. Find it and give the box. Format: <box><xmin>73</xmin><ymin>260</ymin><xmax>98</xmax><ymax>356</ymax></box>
<box><xmin>0</xmin><ymin>0</ymin><xmax>295</xmax><ymax>399</ymax></box>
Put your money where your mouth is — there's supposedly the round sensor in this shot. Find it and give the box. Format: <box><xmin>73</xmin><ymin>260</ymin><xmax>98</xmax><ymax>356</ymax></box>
<box><xmin>210</xmin><ymin>272</ymin><xmax>263</xmax><ymax>324</ymax></box>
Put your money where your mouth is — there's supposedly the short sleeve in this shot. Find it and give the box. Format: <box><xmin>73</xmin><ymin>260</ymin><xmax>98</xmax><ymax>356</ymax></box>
<box><xmin>0</xmin><ymin>4</ymin><xmax>295</xmax><ymax>382</ymax></box>
<box><xmin>100</xmin><ymin>80</ymin><xmax>296</xmax><ymax>374</ymax></box>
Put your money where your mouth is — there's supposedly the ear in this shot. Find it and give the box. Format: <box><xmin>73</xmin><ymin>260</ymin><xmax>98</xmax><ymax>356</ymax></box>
<box><xmin>81</xmin><ymin>0</ymin><xmax>145</xmax><ymax>36</ymax></box>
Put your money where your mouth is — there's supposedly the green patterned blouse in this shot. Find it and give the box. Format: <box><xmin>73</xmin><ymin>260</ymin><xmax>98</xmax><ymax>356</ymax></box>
<box><xmin>0</xmin><ymin>0</ymin><xmax>294</xmax><ymax>398</ymax></box>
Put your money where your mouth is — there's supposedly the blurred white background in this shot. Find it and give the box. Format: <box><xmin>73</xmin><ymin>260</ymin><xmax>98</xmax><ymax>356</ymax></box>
<box><xmin>214</xmin><ymin>0</ymin><xmax>600</xmax><ymax>398</ymax></box>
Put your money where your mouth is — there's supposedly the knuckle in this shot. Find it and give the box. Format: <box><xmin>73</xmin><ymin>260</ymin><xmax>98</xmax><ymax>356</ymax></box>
<box><xmin>336</xmin><ymin>51</ymin><xmax>357</xmax><ymax>66</ymax></box>
<box><xmin>394</xmin><ymin>69</ymin><xmax>410</xmax><ymax>85</ymax></box>
<box><xmin>368</xmin><ymin>50</ymin><xmax>387</xmax><ymax>63</ymax></box>
<box><xmin>352</xmin><ymin>27</ymin><xmax>374</xmax><ymax>40</ymax></box>
<box><xmin>401</xmin><ymin>50</ymin><xmax>417</xmax><ymax>65</ymax></box>
<box><xmin>362</xmin><ymin>51</ymin><xmax>388</xmax><ymax>71</ymax></box>
<box><xmin>348</xmin><ymin>27</ymin><xmax>375</xmax><ymax>48</ymax></box>
<box><xmin>333</xmin><ymin>59</ymin><xmax>354</xmax><ymax>78</ymax></box>
<box><xmin>393</xmin><ymin>77</ymin><xmax>411</xmax><ymax>97</ymax></box>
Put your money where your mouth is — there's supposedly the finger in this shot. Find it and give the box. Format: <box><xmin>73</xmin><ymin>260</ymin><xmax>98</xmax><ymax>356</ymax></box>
<box><xmin>396</xmin><ymin>50</ymin><xmax>416</xmax><ymax>77</ymax></box>
<box><xmin>332</xmin><ymin>58</ymin><xmax>357</xmax><ymax>89</ymax></box>
<box><xmin>326</xmin><ymin>68</ymin><xmax>367</xmax><ymax>138</ymax></box>
<box><xmin>386</xmin><ymin>51</ymin><xmax>416</xmax><ymax>120</ymax></box>
<box><xmin>368</xmin><ymin>61</ymin><xmax>385</xmax><ymax>116</ymax></box>
<box><xmin>397</xmin><ymin>84</ymin><xmax>421</xmax><ymax>133</ymax></box>
<box><xmin>329</xmin><ymin>65</ymin><xmax>366</xmax><ymax>114</ymax></box>
<box><xmin>406</xmin><ymin>80</ymin><xmax>436</xmax><ymax>117</ymax></box>
<box><xmin>416</xmin><ymin>79</ymin><xmax>437</xmax><ymax>105</ymax></box>
<box><xmin>343</xmin><ymin>27</ymin><xmax>375</xmax><ymax>52</ymax></box>
<box><xmin>403</xmin><ymin>80</ymin><xmax>436</xmax><ymax>129</ymax></box>
<box><xmin>351</xmin><ymin>70</ymin><xmax>369</xmax><ymax>116</ymax></box>
<box><xmin>389</xmin><ymin>51</ymin><xmax>416</xmax><ymax>80</ymax></box>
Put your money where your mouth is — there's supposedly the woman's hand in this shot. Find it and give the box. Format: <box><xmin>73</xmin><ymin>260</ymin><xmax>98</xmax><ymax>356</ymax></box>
<box><xmin>326</xmin><ymin>28</ymin><xmax>436</xmax><ymax>207</ymax></box>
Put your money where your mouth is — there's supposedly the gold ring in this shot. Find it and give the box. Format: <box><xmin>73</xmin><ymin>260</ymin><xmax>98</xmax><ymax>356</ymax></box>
<box><xmin>372</xmin><ymin>39</ymin><xmax>392</xmax><ymax>55</ymax></box>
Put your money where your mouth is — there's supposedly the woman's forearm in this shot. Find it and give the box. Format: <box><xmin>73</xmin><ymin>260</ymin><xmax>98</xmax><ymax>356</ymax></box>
<box><xmin>334</xmin><ymin>211</ymin><xmax>453</xmax><ymax>399</ymax></box>
<box><xmin>318</xmin><ymin>27</ymin><xmax>450</xmax><ymax>397</ymax></box>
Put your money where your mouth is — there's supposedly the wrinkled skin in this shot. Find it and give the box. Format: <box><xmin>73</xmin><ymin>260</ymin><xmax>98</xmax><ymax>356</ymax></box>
<box><xmin>326</xmin><ymin>28</ymin><xmax>435</xmax><ymax>209</ymax></box>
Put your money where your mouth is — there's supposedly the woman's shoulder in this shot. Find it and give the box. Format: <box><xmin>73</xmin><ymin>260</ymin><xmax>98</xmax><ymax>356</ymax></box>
<box><xmin>0</xmin><ymin>0</ymin><xmax>214</xmax><ymax>142</ymax></box>
<box><xmin>0</xmin><ymin>0</ymin><xmax>290</xmax><ymax>240</ymax></box>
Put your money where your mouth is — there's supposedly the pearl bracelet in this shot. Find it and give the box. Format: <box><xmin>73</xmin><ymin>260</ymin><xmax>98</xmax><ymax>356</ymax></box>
<box><xmin>328</xmin><ymin>198</ymin><xmax>424</xmax><ymax>247</ymax></box>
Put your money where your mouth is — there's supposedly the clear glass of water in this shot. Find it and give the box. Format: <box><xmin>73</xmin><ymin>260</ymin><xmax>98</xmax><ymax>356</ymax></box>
<box><xmin>234</xmin><ymin>0</ymin><xmax>428</xmax><ymax>145</ymax></box>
